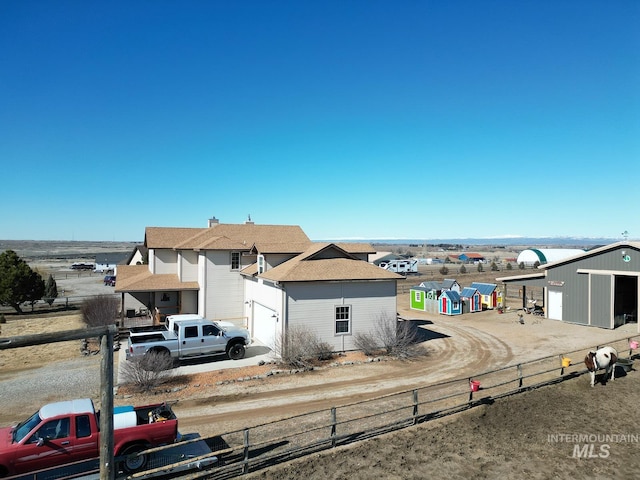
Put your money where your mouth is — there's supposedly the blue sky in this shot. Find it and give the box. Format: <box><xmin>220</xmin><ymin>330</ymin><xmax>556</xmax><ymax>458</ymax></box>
<box><xmin>1</xmin><ymin>0</ymin><xmax>638</xmax><ymax>242</ymax></box>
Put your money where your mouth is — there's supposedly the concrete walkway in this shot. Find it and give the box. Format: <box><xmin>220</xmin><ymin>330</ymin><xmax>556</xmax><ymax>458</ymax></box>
<box><xmin>116</xmin><ymin>340</ymin><xmax>275</xmax><ymax>384</ymax></box>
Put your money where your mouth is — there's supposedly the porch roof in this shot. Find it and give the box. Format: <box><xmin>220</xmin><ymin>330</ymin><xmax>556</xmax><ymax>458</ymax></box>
<box><xmin>115</xmin><ymin>264</ymin><xmax>199</xmax><ymax>292</ymax></box>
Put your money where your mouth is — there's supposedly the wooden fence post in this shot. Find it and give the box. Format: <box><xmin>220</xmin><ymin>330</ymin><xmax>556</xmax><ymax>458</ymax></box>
<box><xmin>243</xmin><ymin>428</ymin><xmax>250</xmax><ymax>474</ymax></box>
<box><xmin>517</xmin><ymin>364</ymin><xmax>523</xmax><ymax>389</ymax></box>
<box><xmin>100</xmin><ymin>330</ymin><xmax>115</xmax><ymax>480</ymax></box>
<box><xmin>412</xmin><ymin>390</ymin><xmax>419</xmax><ymax>425</ymax></box>
<box><xmin>331</xmin><ymin>408</ymin><xmax>337</xmax><ymax>448</ymax></box>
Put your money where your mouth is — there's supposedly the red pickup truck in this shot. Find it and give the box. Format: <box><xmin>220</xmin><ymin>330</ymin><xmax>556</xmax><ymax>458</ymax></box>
<box><xmin>0</xmin><ymin>398</ymin><xmax>179</xmax><ymax>477</ymax></box>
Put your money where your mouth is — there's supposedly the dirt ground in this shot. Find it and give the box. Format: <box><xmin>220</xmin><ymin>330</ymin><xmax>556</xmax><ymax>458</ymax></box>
<box><xmin>2</xmin><ymin>309</ymin><xmax>640</xmax><ymax>479</ymax></box>
<box><xmin>242</xmin><ymin>372</ymin><xmax>640</xmax><ymax>480</ymax></box>
<box><xmin>2</xmin><ymin>245</ymin><xmax>640</xmax><ymax>478</ymax></box>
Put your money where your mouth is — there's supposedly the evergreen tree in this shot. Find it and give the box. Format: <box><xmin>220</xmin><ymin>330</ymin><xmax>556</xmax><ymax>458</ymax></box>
<box><xmin>44</xmin><ymin>274</ymin><xmax>59</xmax><ymax>306</ymax></box>
<box><xmin>0</xmin><ymin>250</ymin><xmax>45</xmax><ymax>313</ymax></box>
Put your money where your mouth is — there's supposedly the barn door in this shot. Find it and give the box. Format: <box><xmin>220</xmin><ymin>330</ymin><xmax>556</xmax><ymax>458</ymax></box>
<box><xmin>548</xmin><ymin>290</ymin><xmax>563</xmax><ymax>321</ymax></box>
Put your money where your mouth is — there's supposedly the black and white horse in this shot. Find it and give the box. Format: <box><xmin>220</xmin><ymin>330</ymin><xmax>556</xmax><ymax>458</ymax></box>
<box><xmin>584</xmin><ymin>346</ymin><xmax>618</xmax><ymax>387</ymax></box>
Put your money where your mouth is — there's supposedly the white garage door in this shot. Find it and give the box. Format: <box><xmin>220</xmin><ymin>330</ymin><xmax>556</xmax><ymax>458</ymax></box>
<box><xmin>253</xmin><ymin>302</ymin><xmax>278</xmax><ymax>349</ymax></box>
<box><xmin>548</xmin><ymin>290</ymin><xmax>563</xmax><ymax>321</ymax></box>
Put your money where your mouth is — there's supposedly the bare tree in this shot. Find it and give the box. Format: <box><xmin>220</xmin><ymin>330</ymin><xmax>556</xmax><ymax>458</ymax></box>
<box><xmin>81</xmin><ymin>295</ymin><xmax>119</xmax><ymax>328</ymax></box>
<box><xmin>120</xmin><ymin>351</ymin><xmax>175</xmax><ymax>392</ymax></box>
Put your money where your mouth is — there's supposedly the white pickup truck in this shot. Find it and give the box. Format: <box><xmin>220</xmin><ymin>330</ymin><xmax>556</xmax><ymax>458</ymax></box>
<box><xmin>126</xmin><ymin>314</ymin><xmax>251</xmax><ymax>362</ymax></box>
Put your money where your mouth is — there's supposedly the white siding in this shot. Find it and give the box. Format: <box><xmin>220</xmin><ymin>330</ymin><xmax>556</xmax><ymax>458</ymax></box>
<box><xmin>286</xmin><ymin>281</ymin><xmax>397</xmax><ymax>351</ymax></box>
<box><xmin>179</xmin><ymin>250</ymin><xmax>199</xmax><ymax>282</ymax></box>
<box><xmin>155</xmin><ymin>249</ymin><xmax>177</xmax><ymax>274</ymax></box>
<box><xmin>181</xmin><ymin>290</ymin><xmax>198</xmax><ymax>314</ymax></box>
<box><xmin>202</xmin><ymin>250</ymin><xmax>245</xmax><ymax>323</ymax></box>
<box><xmin>265</xmin><ymin>253</ymin><xmax>296</xmax><ymax>269</ymax></box>
<box><xmin>244</xmin><ymin>277</ymin><xmax>285</xmax><ymax>342</ymax></box>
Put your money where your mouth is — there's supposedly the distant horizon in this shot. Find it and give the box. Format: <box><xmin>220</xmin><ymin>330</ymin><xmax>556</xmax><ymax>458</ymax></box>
<box><xmin>1</xmin><ymin>235</ymin><xmax>631</xmax><ymax>248</ymax></box>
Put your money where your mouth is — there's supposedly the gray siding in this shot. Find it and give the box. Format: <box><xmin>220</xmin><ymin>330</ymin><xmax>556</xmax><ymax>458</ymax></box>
<box><xmin>285</xmin><ymin>281</ymin><xmax>397</xmax><ymax>351</ymax></box>
<box><xmin>546</xmin><ymin>263</ymin><xmax>589</xmax><ymax>325</ymax></box>
<box><xmin>590</xmin><ymin>274</ymin><xmax>612</xmax><ymax>328</ymax></box>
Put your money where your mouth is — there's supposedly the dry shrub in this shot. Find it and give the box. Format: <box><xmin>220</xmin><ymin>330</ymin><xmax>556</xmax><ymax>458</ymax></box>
<box><xmin>274</xmin><ymin>326</ymin><xmax>334</xmax><ymax>368</ymax></box>
<box><xmin>120</xmin><ymin>351</ymin><xmax>175</xmax><ymax>392</ymax></box>
<box><xmin>355</xmin><ymin>314</ymin><xmax>426</xmax><ymax>359</ymax></box>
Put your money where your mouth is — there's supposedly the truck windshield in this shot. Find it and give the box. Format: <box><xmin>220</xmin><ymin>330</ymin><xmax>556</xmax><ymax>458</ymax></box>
<box><xmin>13</xmin><ymin>411</ymin><xmax>42</xmax><ymax>443</ymax></box>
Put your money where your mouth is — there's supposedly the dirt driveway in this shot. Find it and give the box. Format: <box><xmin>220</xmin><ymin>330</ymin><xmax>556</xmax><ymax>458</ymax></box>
<box><xmin>170</xmin><ymin>305</ymin><xmax>639</xmax><ymax>435</ymax></box>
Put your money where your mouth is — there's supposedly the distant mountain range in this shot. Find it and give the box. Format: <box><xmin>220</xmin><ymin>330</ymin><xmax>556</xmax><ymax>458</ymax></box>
<box><xmin>321</xmin><ymin>237</ymin><xmax>626</xmax><ymax>248</ymax></box>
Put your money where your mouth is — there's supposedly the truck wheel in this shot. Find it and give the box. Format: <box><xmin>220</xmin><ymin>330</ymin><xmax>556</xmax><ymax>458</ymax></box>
<box><xmin>0</xmin><ymin>465</ymin><xmax>8</xmax><ymax>478</ymax></box>
<box><xmin>121</xmin><ymin>444</ymin><xmax>148</xmax><ymax>473</ymax></box>
<box><xmin>227</xmin><ymin>343</ymin><xmax>246</xmax><ymax>360</ymax></box>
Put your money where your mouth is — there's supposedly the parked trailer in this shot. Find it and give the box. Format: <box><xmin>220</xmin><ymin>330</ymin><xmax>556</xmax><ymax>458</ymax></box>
<box><xmin>378</xmin><ymin>259</ymin><xmax>418</xmax><ymax>275</ymax></box>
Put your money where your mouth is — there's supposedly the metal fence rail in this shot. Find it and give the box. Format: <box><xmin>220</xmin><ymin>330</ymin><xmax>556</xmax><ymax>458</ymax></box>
<box><xmin>156</xmin><ymin>334</ymin><xmax>639</xmax><ymax>480</ymax></box>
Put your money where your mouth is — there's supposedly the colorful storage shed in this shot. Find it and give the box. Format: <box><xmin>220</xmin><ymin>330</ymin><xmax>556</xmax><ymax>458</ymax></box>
<box><xmin>461</xmin><ymin>287</ymin><xmax>482</xmax><ymax>313</ymax></box>
<box><xmin>441</xmin><ymin>279</ymin><xmax>461</xmax><ymax>293</ymax></box>
<box><xmin>410</xmin><ymin>285</ymin><xmax>439</xmax><ymax>313</ymax></box>
<box><xmin>439</xmin><ymin>290</ymin><xmax>462</xmax><ymax>316</ymax></box>
<box><xmin>470</xmin><ymin>282</ymin><xmax>501</xmax><ymax>309</ymax></box>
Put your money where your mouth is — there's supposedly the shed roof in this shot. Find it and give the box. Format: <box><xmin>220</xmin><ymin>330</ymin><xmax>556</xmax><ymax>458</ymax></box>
<box><xmin>470</xmin><ymin>282</ymin><xmax>497</xmax><ymax>295</ymax></box>
<box><xmin>460</xmin><ymin>287</ymin><xmax>479</xmax><ymax>297</ymax></box>
<box><xmin>440</xmin><ymin>290</ymin><xmax>461</xmax><ymax>302</ymax></box>
<box><xmin>419</xmin><ymin>281</ymin><xmax>442</xmax><ymax>291</ymax></box>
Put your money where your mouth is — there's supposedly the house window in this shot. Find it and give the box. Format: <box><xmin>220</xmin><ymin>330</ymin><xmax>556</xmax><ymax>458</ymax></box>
<box><xmin>231</xmin><ymin>252</ymin><xmax>241</xmax><ymax>270</ymax></box>
<box><xmin>258</xmin><ymin>255</ymin><xmax>265</xmax><ymax>274</ymax></box>
<box><xmin>335</xmin><ymin>305</ymin><xmax>351</xmax><ymax>335</ymax></box>
<box><xmin>414</xmin><ymin>291</ymin><xmax>422</xmax><ymax>302</ymax></box>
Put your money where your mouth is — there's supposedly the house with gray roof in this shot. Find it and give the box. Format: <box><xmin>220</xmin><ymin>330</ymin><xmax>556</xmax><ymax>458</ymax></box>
<box><xmin>116</xmin><ymin>217</ymin><xmax>402</xmax><ymax>351</ymax></box>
